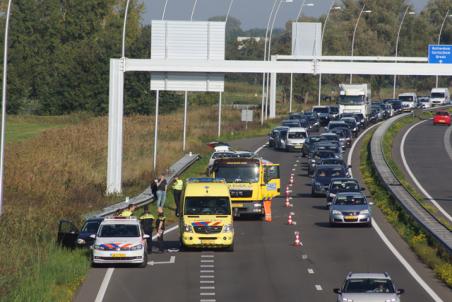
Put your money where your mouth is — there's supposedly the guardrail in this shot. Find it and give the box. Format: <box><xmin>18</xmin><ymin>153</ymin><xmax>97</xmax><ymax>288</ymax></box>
<box><xmin>370</xmin><ymin>110</ymin><xmax>452</xmax><ymax>254</ymax></box>
<box><xmin>87</xmin><ymin>153</ymin><xmax>201</xmax><ymax>218</ymax></box>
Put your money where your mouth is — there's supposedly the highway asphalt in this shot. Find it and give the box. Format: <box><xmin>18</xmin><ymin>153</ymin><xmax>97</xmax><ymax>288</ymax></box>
<box><xmin>74</xmin><ymin>132</ymin><xmax>452</xmax><ymax>302</ymax></box>
<box><xmin>399</xmin><ymin>120</ymin><xmax>452</xmax><ymax>217</ymax></box>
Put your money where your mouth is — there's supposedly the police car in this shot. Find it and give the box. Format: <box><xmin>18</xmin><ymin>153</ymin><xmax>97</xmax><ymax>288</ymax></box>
<box><xmin>91</xmin><ymin>217</ymin><xmax>149</xmax><ymax>267</ymax></box>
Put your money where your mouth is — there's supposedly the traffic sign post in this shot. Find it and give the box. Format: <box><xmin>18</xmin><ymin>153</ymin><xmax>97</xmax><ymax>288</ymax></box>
<box><xmin>428</xmin><ymin>45</ymin><xmax>452</xmax><ymax>64</ymax></box>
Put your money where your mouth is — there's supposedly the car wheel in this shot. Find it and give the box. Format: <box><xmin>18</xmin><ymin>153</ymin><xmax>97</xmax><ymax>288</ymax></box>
<box><xmin>139</xmin><ymin>251</ymin><xmax>148</xmax><ymax>268</ymax></box>
<box><xmin>329</xmin><ymin>220</ymin><xmax>335</xmax><ymax>227</ymax></box>
<box><xmin>225</xmin><ymin>243</ymin><xmax>234</xmax><ymax>252</ymax></box>
<box><xmin>311</xmin><ymin>189</ymin><xmax>316</xmax><ymax>197</ymax></box>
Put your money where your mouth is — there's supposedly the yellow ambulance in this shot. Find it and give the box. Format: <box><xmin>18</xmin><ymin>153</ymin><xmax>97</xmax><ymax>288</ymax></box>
<box><xmin>180</xmin><ymin>178</ymin><xmax>234</xmax><ymax>251</ymax></box>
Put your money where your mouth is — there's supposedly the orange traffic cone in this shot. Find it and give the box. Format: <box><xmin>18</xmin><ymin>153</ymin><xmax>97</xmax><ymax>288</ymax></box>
<box><xmin>290</xmin><ymin>175</ymin><xmax>294</xmax><ymax>184</ymax></box>
<box><xmin>264</xmin><ymin>198</ymin><xmax>272</xmax><ymax>222</ymax></box>
<box><xmin>293</xmin><ymin>231</ymin><xmax>303</xmax><ymax>247</ymax></box>
<box><xmin>287</xmin><ymin>213</ymin><xmax>293</xmax><ymax>225</ymax></box>
<box><xmin>285</xmin><ymin>196</ymin><xmax>293</xmax><ymax>208</ymax></box>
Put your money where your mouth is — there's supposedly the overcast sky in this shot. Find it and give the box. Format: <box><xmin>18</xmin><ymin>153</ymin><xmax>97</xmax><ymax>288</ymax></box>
<box><xmin>141</xmin><ymin>0</ymin><xmax>429</xmax><ymax>30</ymax></box>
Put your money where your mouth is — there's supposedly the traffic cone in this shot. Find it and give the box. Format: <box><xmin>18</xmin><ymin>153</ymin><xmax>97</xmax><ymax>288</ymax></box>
<box><xmin>290</xmin><ymin>175</ymin><xmax>294</xmax><ymax>184</ymax></box>
<box><xmin>293</xmin><ymin>231</ymin><xmax>303</xmax><ymax>247</ymax></box>
<box><xmin>287</xmin><ymin>213</ymin><xmax>293</xmax><ymax>225</ymax></box>
<box><xmin>264</xmin><ymin>198</ymin><xmax>272</xmax><ymax>222</ymax></box>
<box><xmin>284</xmin><ymin>196</ymin><xmax>293</xmax><ymax>208</ymax></box>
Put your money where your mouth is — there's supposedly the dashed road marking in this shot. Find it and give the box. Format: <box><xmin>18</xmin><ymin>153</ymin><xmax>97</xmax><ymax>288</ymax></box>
<box><xmin>200</xmin><ymin>280</ymin><xmax>215</xmax><ymax>284</ymax></box>
<box><xmin>301</xmin><ymin>254</ymin><xmax>308</xmax><ymax>260</ymax></box>
<box><xmin>201</xmin><ymin>265</ymin><xmax>214</xmax><ymax>268</ymax></box>
<box><xmin>200</xmin><ymin>253</ymin><xmax>216</xmax><ymax>302</ymax></box>
<box><xmin>200</xmin><ymin>286</ymin><xmax>215</xmax><ymax>290</ymax></box>
<box><xmin>201</xmin><ymin>259</ymin><xmax>214</xmax><ymax>263</ymax></box>
<box><xmin>315</xmin><ymin>285</ymin><xmax>323</xmax><ymax>291</ymax></box>
<box><xmin>307</xmin><ymin>268</ymin><xmax>314</xmax><ymax>274</ymax></box>
<box><xmin>201</xmin><ymin>270</ymin><xmax>214</xmax><ymax>273</ymax></box>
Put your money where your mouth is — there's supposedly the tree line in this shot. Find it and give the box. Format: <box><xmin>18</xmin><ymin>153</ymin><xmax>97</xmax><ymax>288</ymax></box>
<box><xmin>0</xmin><ymin>0</ymin><xmax>451</xmax><ymax>115</ymax></box>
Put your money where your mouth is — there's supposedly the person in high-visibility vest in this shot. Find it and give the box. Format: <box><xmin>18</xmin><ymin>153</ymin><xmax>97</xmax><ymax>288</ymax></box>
<box><xmin>119</xmin><ymin>204</ymin><xmax>135</xmax><ymax>217</ymax></box>
<box><xmin>155</xmin><ymin>209</ymin><xmax>166</xmax><ymax>253</ymax></box>
<box><xmin>172</xmin><ymin>176</ymin><xmax>184</xmax><ymax>217</ymax></box>
<box><xmin>139</xmin><ymin>206</ymin><xmax>155</xmax><ymax>253</ymax></box>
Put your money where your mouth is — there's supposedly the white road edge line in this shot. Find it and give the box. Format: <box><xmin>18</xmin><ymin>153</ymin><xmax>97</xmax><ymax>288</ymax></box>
<box><xmin>400</xmin><ymin>120</ymin><xmax>452</xmax><ymax>222</ymax></box>
<box><xmin>94</xmin><ymin>224</ymin><xmax>179</xmax><ymax>302</ymax></box>
<box><xmin>349</xmin><ymin>123</ymin><xmax>444</xmax><ymax>302</ymax></box>
<box><xmin>443</xmin><ymin>124</ymin><xmax>452</xmax><ymax>162</ymax></box>
<box><xmin>95</xmin><ymin>142</ymin><xmax>267</xmax><ymax>302</ymax></box>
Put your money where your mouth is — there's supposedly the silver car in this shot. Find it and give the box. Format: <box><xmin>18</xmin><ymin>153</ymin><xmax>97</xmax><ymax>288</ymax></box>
<box><xmin>334</xmin><ymin>272</ymin><xmax>405</xmax><ymax>302</ymax></box>
<box><xmin>329</xmin><ymin>192</ymin><xmax>372</xmax><ymax>227</ymax></box>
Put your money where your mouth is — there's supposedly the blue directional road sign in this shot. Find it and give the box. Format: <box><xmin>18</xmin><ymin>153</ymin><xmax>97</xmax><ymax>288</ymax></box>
<box><xmin>428</xmin><ymin>45</ymin><xmax>452</xmax><ymax>64</ymax></box>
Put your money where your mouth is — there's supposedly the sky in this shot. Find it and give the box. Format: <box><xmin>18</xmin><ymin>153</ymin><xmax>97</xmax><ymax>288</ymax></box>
<box><xmin>141</xmin><ymin>0</ymin><xmax>429</xmax><ymax>30</ymax></box>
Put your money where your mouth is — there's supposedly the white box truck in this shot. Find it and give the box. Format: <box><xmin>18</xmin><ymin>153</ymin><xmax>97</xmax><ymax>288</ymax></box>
<box><xmin>338</xmin><ymin>84</ymin><xmax>372</xmax><ymax>118</ymax></box>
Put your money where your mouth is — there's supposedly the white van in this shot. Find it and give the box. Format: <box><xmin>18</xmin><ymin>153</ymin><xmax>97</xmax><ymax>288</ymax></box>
<box><xmin>430</xmin><ymin>88</ymin><xmax>450</xmax><ymax>106</ymax></box>
<box><xmin>284</xmin><ymin>127</ymin><xmax>308</xmax><ymax>152</ymax></box>
<box><xmin>398</xmin><ymin>93</ymin><xmax>417</xmax><ymax>111</ymax></box>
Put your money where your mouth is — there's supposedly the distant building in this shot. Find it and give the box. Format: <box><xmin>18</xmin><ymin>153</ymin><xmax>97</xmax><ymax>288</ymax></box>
<box><xmin>236</xmin><ymin>36</ymin><xmax>264</xmax><ymax>50</ymax></box>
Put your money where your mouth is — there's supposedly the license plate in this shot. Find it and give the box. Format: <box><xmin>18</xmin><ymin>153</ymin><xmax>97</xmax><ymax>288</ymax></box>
<box><xmin>233</xmin><ymin>203</ymin><xmax>243</xmax><ymax>208</ymax></box>
<box><xmin>201</xmin><ymin>240</ymin><xmax>214</xmax><ymax>244</ymax></box>
<box><xmin>294</xmin><ymin>145</ymin><xmax>302</xmax><ymax>149</ymax></box>
<box><xmin>110</xmin><ymin>253</ymin><xmax>126</xmax><ymax>257</ymax></box>
<box><xmin>345</xmin><ymin>216</ymin><xmax>357</xmax><ymax>220</ymax></box>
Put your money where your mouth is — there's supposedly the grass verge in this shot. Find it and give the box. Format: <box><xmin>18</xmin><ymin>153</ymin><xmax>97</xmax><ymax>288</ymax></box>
<box><xmin>381</xmin><ymin>112</ymin><xmax>452</xmax><ymax>230</ymax></box>
<box><xmin>360</xmin><ymin>130</ymin><xmax>452</xmax><ymax>288</ymax></box>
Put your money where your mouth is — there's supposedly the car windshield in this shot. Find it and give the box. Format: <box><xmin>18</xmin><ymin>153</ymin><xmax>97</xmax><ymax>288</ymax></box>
<box><xmin>331</xmin><ymin>181</ymin><xmax>359</xmax><ymax>191</ymax></box>
<box><xmin>329</xmin><ymin>123</ymin><xmax>347</xmax><ymax>130</ymax></box>
<box><xmin>330</xmin><ymin>107</ymin><xmax>339</xmax><ymax>114</ymax></box>
<box><xmin>81</xmin><ymin>221</ymin><xmax>101</xmax><ymax>233</ymax></box>
<box><xmin>323</xmin><ymin>159</ymin><xmax>343</xmax><ymax>165</ymax></box>
<box><xmin>420</xmin><ymin>98</ymin><xmax>430</xmax><ymax>103</ymax></box>
<box><xmin>322</xmin><ymin>135</ymin><xmax>338</xmax><ymax>141</ymax></box>
<box><xmin>316</xmin><ymin>151</ymin><xmax>336</xmax><ymax>159</ymax></box>
<box><xmin>436</xmin><ymin>112</ymin><xmax>449</xmax><ymax>116</ymax></box>
<box><xmin>184</xmin><ymin>197</ymin><xmax>231</xmax><ymax>215</ymax></box>
<box><xmin>215</xmin><ymin>165</ymin><xmax>259</xmax><ymax>183</ymax></box>
<box><xmin>339</xmin><ymin>95</ymin><xmax>365</xmax><ymax>105</ymax></box>
<box><xmin>313</xmin><ymin>107</ymin><xmax>329</xmax><ymax>113</ymax></box>
<box><xmin>212</xmin><ymin>153</ymin><xmax>236</xmax><ymax>159</ymax></box>
<box><xmin>282</xmin><ymin>122</ymin><xmax>300</xmax><ymax>127</ymax></box>
<box><xmin>343</xmin><ymin>278</ymin><xmax>395</xmax><ymax>294</ymax></box>
<box><xmin>309</xmin><ymin>136</ymin><xmax>322</xmax><ymax>143</ymax></box>
<box><xmin>431</xmin><ymin>93</ymin><xmax>445</xmax><ymax>98</ymax></box>
<box><xmin>399</xmin><ymin>95</ymin><xmax>414</xmax><ymax>102</ymax></box>
<box><xmin>288</xmin><ymin>132</ymin><xmax>307</xmax><ymax>139</ymax></box>
<box><xmin>334</xmin><ymin>195</ymin><xmax>366</xmax><ymax>205</ymax></box>
<box><xmin>316</xmin><ymin>168</ymin><xmax>345</xmax><ymax>178</ymax></box>
<box><xmin>99</xmin><ymin>224</ymin><xmax>140</xmax><ymax>238</ymax></box>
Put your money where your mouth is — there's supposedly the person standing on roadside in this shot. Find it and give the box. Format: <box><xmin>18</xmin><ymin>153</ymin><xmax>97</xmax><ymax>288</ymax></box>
<box><xmin>151</xmin><ymin>178</ymin><xmax>158</xmax><ymax>199</ymax></box>
<box><xmin>139</xmin><ymin>206</ymin><xmax>155</xmax><ymax>254</ymax></box>
<box><xmin>155</xmin><ymin>209</ymin><xmax>166</xmax><ymax>253</ymax></box>
<box><xmin>156</xmin><ymin>175</ymin><xmax>167</xmax><ymax>211</ymax></box>
<box><xmin>172</xmin><ymin>176</ymin><xmax>183</xmax><ymax>217</ymax></box>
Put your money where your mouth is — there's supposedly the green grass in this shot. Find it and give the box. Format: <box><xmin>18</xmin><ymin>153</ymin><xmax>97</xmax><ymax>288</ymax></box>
<box><xmin>6</xmin><ymin>114</ymin><xmax>91</xmax><ymax>143</ymax></box>
<box><xmin>381</xmin><ymin>112</ymin><xmax>452</xmax><ymax>230</ymax></box>
<box><xmin>360</xmin><ymin>130</ymin><xmax>452</xmax><ymax>288</ymax></box>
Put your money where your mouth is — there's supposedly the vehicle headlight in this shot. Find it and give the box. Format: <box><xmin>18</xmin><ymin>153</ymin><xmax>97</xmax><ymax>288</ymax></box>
<box><xmin>94</xmin><ymin>244</ymin><xmax>105</xmax><ymax>250</ymax></box>
<box><xmin>184</xmin><ymin>224</ymin><xmax>194</xmax><ymax>233</ymax></box>
<box><xmin>385</xmin><ymin>299</ymin><xmax>396</xmax><ymax>302</ymax></box>
<box><xmin>329</xmin><ymin>193</ymin><xmax>336</xmax><ymax>198</ymax></box>
<box><xmin>332</xmin><ymin>210</ymin><xmax>342</xmax><ymax>215</ymax></box>
<box><xmin>342</xmin><ymin>298</ymin><xmax>353</xmax><ymax>302</ymax></box>
<box><xmin>76</xmin><ymin>238</ymin><xmax>86</xmax><ymax>245</ymax></box>
<box><xmin>360</xmin><ymin>209</ymin><xmax>370</xmax><ymax>215</ymax></box>
<box><xmin>130</xmin><ymin>244</ymin><xmax>143</xmax><ymax>251</ymax></box>
<box><xmin>315</xmin><ymin>182</ymin><xmax>321</xmax><ymax>187</ymax></box>
<box><xmin>311</xmin><ymin>159</ymin><xmax>315</xmax><ymax>163</ymax></box>
<box><xmin>222</xmin><ymin>224</ymin><xmax>234</xmax><ymax>233</ymax></box>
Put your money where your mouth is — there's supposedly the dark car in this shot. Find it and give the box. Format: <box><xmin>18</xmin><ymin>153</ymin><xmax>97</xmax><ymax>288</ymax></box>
<box><xmin>326</xmin><ymin>178</ymin><xmax>363</xmax><ymax>205</ymax></box>
<box><xmin>302</xmin><ymin>111</ymin><xmax>320</xmax><ymax>130</ymax></box>
<box><xmin>288</xmin><ymin>114</ymin><xmax>310</xmax><ymax>128</ymax></box>
<box><xmin>325</xmin><ymin>121</ymin><xmax>348</xmax><ymax>132</ymax></box>
<box><xmin>320</xmin><ymin>158</ymin><xmax>349</xmax><ymax>172</ymax></box>
<box><xmin>311</xmin><ymin>165</ymin><xmax>349</xmax><ymax>197</ymax></box>
<box><xmin>313</xmin><ymin>106</ymin><xmax>332</xmax><ymax>126</ymax></box>
<box><xmin>354</xmin><ymin>113</ymin><xmax>367</xmax><ymax>128</ymax></box>
<box><xmin>341</xmin><ymin>117</ymin><xmax>359</xmax><ymax>137</ymax></box>
<box><xmin>302</xmin><ymin>135</ymin><xmax>322</xmax><ymax>157</ymax></box>
<box><xmin>383</xmin><ymin>99</ymin><xmax>402</xmax><ymax>113</ymax></box>
<box><xmin>58</xmin><ymin>217</ymin><xmax>104</xmax><ymax>249</ymax></box>
<box><xmin>281</xmin><ymin>119</ymin><xmax>306</xmax><ymax>128</ymax></box>
<box><xmin>308</xmin><ymin>149</ymin><xmax>340</xmax><ymax>176</ymax></box>
<box><xmin>331</xmin><ymin>127</ymin><xmax>352</xmax><ymax>148</ymax></box>
<box><xmin>268</xmin><ymin>126</ymin><xmax>287</xmax><ymax>148</ymax></box>
<box><xmin>329</xmin><ymin>106</ymin><xmax>340</xmax><ymax>120</ymax></box>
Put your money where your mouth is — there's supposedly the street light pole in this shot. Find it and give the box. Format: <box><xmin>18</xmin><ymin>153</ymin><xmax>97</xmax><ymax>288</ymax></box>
<box><xmin>318</xmin><ymin>1</ymin><xmax>341</xmax><ymax>105</ymax></box>
<box><xmin>290</xmin><ymin>0</ymin><xmax>314</xmax><ymax>112</ymax></box>
<box><xmin>162</xmin><ymin>0</ymin><xmax>169</xmax><ymax>20</ymax></box>
<box><xmin>266</xmin><ymin>0</ymin><xmax>292</xmax><ymax>120</ymax></box>
<box><xmin>436</xmin><ymin>9</ymin><xmax>451</xmax><ymax>88</ymax></box>
<box><xmin>393</xmin><ymin>7</ymin><xmax>415</xmax><ymax>99</ymax></box>
<box><xmin>0</xmin><ymin>0</ymin><xmax>13</xmax><ymax>217</ymax></box>
<box><xmin>122</xmin><ymin>0</ymin><xmax>132</xmax><ymax>58</ymax></box>
<box><xmin>225</xmin><ymin>0</ymin><xmax>234</xmax><ymax>23</ymax></box>
<box><xmin>191</xmin><ymin>0</ymin><xmax>198</xmax><ymax>21</ymax></box>
<box><xmin>350</xmin><ymin>4</ymin><xmax>371</xmax><ymax>84</ymax></box>
<box><xmin>261</xmin><ymin>0</ymin><xmax>279</xmax><ymax>124</ymax></box>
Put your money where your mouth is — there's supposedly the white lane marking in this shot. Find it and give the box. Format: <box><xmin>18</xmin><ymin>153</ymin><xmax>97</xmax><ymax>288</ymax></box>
<box><xmin>200</xmin><ymin>275</ymin><xmax>215</xmax><ymax>278</ymax></box>
<box><xmin>200</xmin><ymin>293</ymin><xmax>215</xmax><ymax>296</ymax></box>
<box><xmin>315</xmin><ymin>285</ymin><xmax>323</xmax><ymax>291</ymax></box>
<box><xmin>94</xmin><ymin>224</ymin><xmax>179</xmax><ymax>302</ymax></box>
<box><xmin>201</xmin><ymin>259</ymin><xmax>214</xmax><ymax>263</ymax></box>
<box><xmin>349</xmin><ymin>123</ymin><xmax>444</xmax><ymax>302</ymax></box>
<box><xmin>301</xmin><ymin>254</ymin><xmax>308</xmax><ymax>260</ymax></box>
<box><xmin>347</xmin><ymin>123</ymin><xmax>381</xmax><ymax>175</ymax></box>
<box><xmin>94</xmin><ymin>268</ymin><xmax>114</xmax><ymax>302</ymax></box>
<box><xmin>148</xmin><ymin>255</ymin><xmax>176</xmax><ymax>266</ymax></box>
<box><xmin>200</xmin><ymin>286</ymin><xmax>215</xmax><ymax>290</ymax></box>
<box><xmin>200</xmin><ymin>300</ymin><xmax>216</xmax><ymax>302</ymax></box>
<box><xmin>200</xmin><ymin>280</ymin><xmax>215</xmax><ymax>284</ymax></box>
<box><xmin>201</xmin><ymin>270</ymin><xmax>214</xmax><ymax>273</ymax></box>
<box><xmin>401</xmin><ymin>120</ymin><xmax>452</xmax><ymax>222</ymax></box>
<box><xmin>307</xmin><ymin>268</ymin><xmax>314</xmax><ymax>274</ymax></box>
<box><xmin>201</xmin><ymin>265</ymin><xmax>214</xmax><ymax>268</ymax></box>
<box><xmin>201</xmin><ymin>255</ymin><xmax>214</xmax><ymax>258</ymax></box>
<box><xmin>254</xmin><ymin>143</ymin><xmax>267</xmax><ymax>154</ymax></box>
